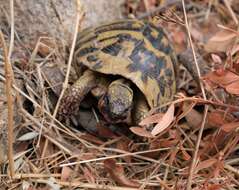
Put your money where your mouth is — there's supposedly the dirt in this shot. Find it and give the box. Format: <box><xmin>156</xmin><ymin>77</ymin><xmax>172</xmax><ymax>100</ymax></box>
<box><xmin>0</xmin><ymin>0</ymin><xmax>123</xmax><ymax>45</ymax></box>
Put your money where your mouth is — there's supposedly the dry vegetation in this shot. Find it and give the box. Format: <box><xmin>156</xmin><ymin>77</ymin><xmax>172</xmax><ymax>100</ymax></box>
<box><xmin>0</xmin><ymin>0</ymin><xmax>239</xmax><ymax>189</ymax></box>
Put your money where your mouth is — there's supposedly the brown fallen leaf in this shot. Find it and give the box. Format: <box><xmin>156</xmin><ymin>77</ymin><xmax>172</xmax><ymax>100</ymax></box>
<box><xmin>139</xmin><ymin>112</ymin><xmax>163</xmax><ymax>126</ymax></box>
<box><xmin>104</xmin><ymin>159</ymin><xmax>140</xmax><ymax>188</ymax></box>
<box><xmin>205</xmin><ymin>29</ymin><xmax>238</xmax><ymax>52</ymax></box>
<box><xmin>183</xmin><ymin>103</ymin><xmax>203</xmax><ymax>129</ymax></box>
<box><xmin>206</xmin><ymin>184</ymin><xmax>224</xmax><ymax>190</ymax></box>
<box><xmin>151</xmin><ymin>104</ymin><xmax>175</xmax><ymax>136</ymax></box>
<box><xmin>194</xmin><ymin>158</ymin><xmax>217</xmax><ymax>174</ymax></box>
<box><xmin>204</xmin><ymin>69</ymin><xmax>239</xmax><ymax>86</ymax></box>
<box><xmin>225</xmin><ymin>81</ymin><xmax>239</xmax><ymax>95</ymax></box>
<box><xmin>130</xmin><ymin>126</ymin><xmax>154</xmax><ymax>138</ymax></box>
<box><xmin>61</xmin><ymin>166</ymin><xmax>73</xmax><ymax>181</ymax></box>
<box><xmin>180</xmin><ymin>144</ymin><xmax>191</xmax><ymax>161</ymax></box>
<box><xmin>96</xmin><ymin>122</ymin><xmax>118</xmax><ymax>139</ymax></box>
<box><xmin>116</xmin><ymin>137</ymin><xmax>132</xmax><ymax>163</ymax></box>
<box><xmin>221</xmin><ymin>121</ymin><xmax>239</xmax><ymax>132</ymax></box>
<box><xmin>211</xmin><ymin>53</ymin><xmax>222</xmax><ymax>64</ymax></box>
<box><xmin>159</xmin><ymin>139</ymin><xmax>178</xmax><ymax>148</ymax></box>
<box><xmin>207</xmin><ymin>111</ymin><xmax>226</xmax><ymax>127</ymax></box>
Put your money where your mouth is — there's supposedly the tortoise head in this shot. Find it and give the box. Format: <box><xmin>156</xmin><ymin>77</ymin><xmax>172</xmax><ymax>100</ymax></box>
<box><xmin>98</xmin><ymin>79</ymin><xmax>133</xmax><ymax>123</ymax></box>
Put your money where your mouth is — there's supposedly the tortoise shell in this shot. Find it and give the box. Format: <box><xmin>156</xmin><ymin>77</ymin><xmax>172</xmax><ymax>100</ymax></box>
<box><xmin>74</xmin><ymin>19</ymin><xmax>177</xmax><ymax>108</ymax></box>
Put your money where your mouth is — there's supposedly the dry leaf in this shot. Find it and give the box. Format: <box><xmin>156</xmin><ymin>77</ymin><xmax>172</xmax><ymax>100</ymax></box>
<box><xmin>211</xmin><ymin>54</ymin><xmax>222</xmax><ymax>64</ymax></box>
<box><xmin>208</xmin><ymin>111</ymin><xmax>226</xmax><ymax>127</ymax></box>
<box><xmin>205</xmin><ymin>69</ymin><xmax>239</xmax><ymax>86</ymax></box>
<box><xmin>194</xmin><ymin>158</ymin><xmax>217</xmax><ymax>173</ymax></box>
<box><xmin>96</xmin><ymin>123</ymin><xmax>118</xmax><ymax>139</ymax></box>
<box><xmin>104</xmin><ymin>159</ymin><xmax>140</xmax><ymax>188</ymax></box>
<box><xmin>221</xmin><ymin>121</ymin><xmax>239</xmax><ymax>132</ymax></box>
<box><xmin>181</xmin><ymin>149</ymin><xmax>191</xmax><ymax>161</ymax></box>
<box><xmin>159</xmin><ymin>139</ymin><xmax>178</xmax><ymax>148</ymax></box>
<box><xmin>207</xmin><ymin>184</ymin><xmax>223</xmax><ymax>190</ymax></box>
<box><xmin>183</xmin><ymin>103</ymin><xmax>203</xmax><ymax>129</ymax></box>
<box><xmin>205</xmin><ymin>29</ymin><xmax>238</xmax><ymax>52</ymax></box>
<box><xmin>17</xmin><ymin>132</ymin><xmax>39</xmax><ymax>141</ymax></box>
<box><xmin>169</xmin><ymin>148</ymin><xmax>179</xmax><ymax>165</ymax></box>
<box><xmin>225</xmin><ymin>82</ymin><xmax>239</xmax><ymax>95</ymax></box>
<box><xmin>38</xmin><ymin>38</ymin><xmax>55</xmax><ymax>56</ymax></box>
<box><xmin>151</xmin><ymin>104</ymin><xmax>175</xmax><ymax>136</ymax></box>
<box><xmin>180</xmin><ymin>144</ymin><xmax>191</xmax><ymax>161</ymax></box>
<box><xmin>61</xmin><ymin>166</ymin><xmax>73</xmax><ymax>181</ymax></box>
<box><xmin>139</xmin><ymin>113</ymin><xmax>163</xmax><ymax>126</ymax></box>
<box><xmin>190</xmin><ymin>27</ymin><xmax>203</xmax><ymax>42</ymax></box>
<box><xmin>116</xmin><ymin>138</ymin><xmax>132</xmax><ymax>163</ymax></box>
<box><xmin>82</xmin><ymin>167</ymin><xmax>96</xmax><ymax>183</ymax></box>
<box><xmin>130</xmin><ymin>127</ymin><xmax>154</xmax><ymax>138</ymax></box>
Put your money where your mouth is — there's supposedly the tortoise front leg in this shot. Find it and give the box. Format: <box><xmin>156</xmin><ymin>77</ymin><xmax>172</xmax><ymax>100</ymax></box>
<box><xmin>132</xmin><ymin>93</ymin><xmax>150</xmax><ymax>125</ymax></box>
<box><xmin>58</xmin><ymin>70</ymin><xmax>97</xmax><ymax>118</ymax></box>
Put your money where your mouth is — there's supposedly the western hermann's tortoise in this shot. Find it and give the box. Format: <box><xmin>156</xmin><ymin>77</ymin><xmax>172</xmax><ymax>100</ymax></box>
<box><xmin>58</xmin><ymin>19</ymin><xmax>177</xmax><ymax>124</ymax></box>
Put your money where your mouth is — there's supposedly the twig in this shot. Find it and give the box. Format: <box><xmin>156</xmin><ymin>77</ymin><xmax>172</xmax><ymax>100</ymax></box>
<box><xmin>181</xmin><ymin>0</ymin><xmax>208</xmax><ymax>189</ymax></box>
<box><xmin>204</xmin><ymin>0</ymin><xmax>213</xmax><ymax>21</ymax></box>
<box><xmin>60</xmin><ymin>147</ymin><xmax>173</xmax><ymax>167</ymax></box>
<box><xmin>56</xmin><ymin>181</ymin><xmax>146</xmax><ymax>190</ymax></box>
<box><xmin>224</xmin><ymin>164</ymin><xmax>239</xmax><ymax>177</ymax></box>
<box><xmin>52</xmin><ymin>0</ymin><xmax>84</xmax><ymax>119</ymax></box>
<box><xmin>187</xmin><ymin>105</ymin><xmax>208</xmax><ymax>190</ymax></box>
<box><xmin>13</xmin><ymin>173</ymin><xmax>61</xmax><ymax>179</ymax></box>
<box><xmin>181</xmin><ymin>1</ymin><xmax>206</xmax><ymax>100</ymax></box>
<box><xmin>8</xmin><ymin>0</ymin><xmax>14</xmax><ymax>59</ymax></box>
<box><xmin>223</xmin><ymin>0</ymin><xmax>238</xmax><ymax>26</ymax></box>
<box><xmin>0</xmin><ymin>29</ymin><xmax>15</xmax><ymax>177</ymax></box>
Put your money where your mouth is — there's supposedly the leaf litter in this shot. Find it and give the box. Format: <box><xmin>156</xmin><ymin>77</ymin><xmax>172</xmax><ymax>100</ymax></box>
<box><xmin>1</xmin><ymin>0</ymin><xmax>239</xmax><ymax>189</ymax></box>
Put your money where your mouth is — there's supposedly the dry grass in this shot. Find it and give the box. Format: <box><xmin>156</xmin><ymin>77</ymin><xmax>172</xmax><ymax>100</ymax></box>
<box><xmin>0</xmin><ymin>0</ymin><xmax>239</xmax><ymax>189</ymax></box>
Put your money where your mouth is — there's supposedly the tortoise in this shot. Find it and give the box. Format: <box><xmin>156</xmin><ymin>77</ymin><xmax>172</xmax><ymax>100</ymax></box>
<box><xmin>58</xmin><ymin>19</ymin><xmax>177</xmax><ymax>124</ymax></box>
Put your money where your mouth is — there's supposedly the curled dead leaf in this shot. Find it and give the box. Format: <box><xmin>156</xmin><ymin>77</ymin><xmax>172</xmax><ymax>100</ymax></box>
<box><xmin>139</xmin><ymin>113</ymin><xmax>163</xmax><ymax>126</ymax></box>
<box><xmin>151</xmin><ymin>104</ymin><xmax>175</xmax><ymax>136</ymax></box>
<box><xmin>104</xmin><ymin>159</ymin><xmax>140</xmax><ymax>188</ymax></box>
<box><xmin>211</xmin><ymin>54</ymin><xmax>222</xmax><ymax>64</ymax></box>
<box><xmin>205</xmin><ymin>29</ymin><xmax>238</xmax><ymax>52</ymax></box>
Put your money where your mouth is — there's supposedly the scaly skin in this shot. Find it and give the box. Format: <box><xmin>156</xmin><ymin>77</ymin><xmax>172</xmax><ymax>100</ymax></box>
<box><xmin>59</xmin><ymin>71</ymin><xmax>135</xmax><ymax>123</ymax></box>
<box><xmin>58</xmin><ymin>70</ymin><xmax>97</xmax><ymax>117</ymax></box>
<box><xmin>98</xmin><ymin>79</ymin><xmax>134</xmax><ymax>123</ymax></box>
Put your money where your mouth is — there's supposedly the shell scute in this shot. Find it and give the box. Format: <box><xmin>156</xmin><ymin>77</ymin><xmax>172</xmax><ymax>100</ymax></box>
<box><xmin>74</xmin><ymin>19</ymin><xmax>177</xmax><ymax>108</ymax></box>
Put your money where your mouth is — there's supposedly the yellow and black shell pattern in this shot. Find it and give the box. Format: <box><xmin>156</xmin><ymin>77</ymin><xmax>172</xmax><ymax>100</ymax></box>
<box><xmin>74</xmin><ymin>19</ymin><xmax>177</xmax><ymax>108</ymax></box>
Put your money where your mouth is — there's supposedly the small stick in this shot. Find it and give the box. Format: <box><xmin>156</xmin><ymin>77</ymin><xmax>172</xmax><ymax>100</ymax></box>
<box><xmin>52</xmin><ymin>0</ymin><xmax>85</xmax><ymax>119</ymax></box>
<box><xmin>8</xmin><ymin>0</ymin><xmax>14</xmax><ymax>59</ymax></box>
<box><xmin>181</xmin><ymin>0</ymin><xmax>208</xmax><ymax>189</ymax></box>
<box><xmin>223</xmin><ymin>0</ymin><xmax>238</xmax><ymax>26</ymax></box>
<box><xmin>56</xmin><ymin>181</ymin><xmax>142</xmax><ymax>190</ymax></box>
<box><xmin>0</xmin><ymin>29</ymin><xmax>15</xmax><ymax>177</ymax></box>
